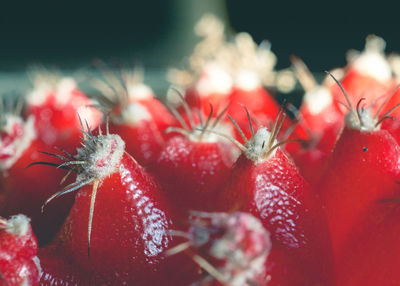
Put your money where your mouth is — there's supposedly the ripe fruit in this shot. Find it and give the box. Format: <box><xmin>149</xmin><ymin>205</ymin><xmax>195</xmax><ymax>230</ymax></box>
<box><xmin>290</xmin><ymin>57</ymin><xmax>343</xmax><ymax>140</ymax></box>
<box><xmin>330</xmin><ymin>35</ymin><xmax>394</xmax><ymax>115</ymax></box>
<box><xmin>92</xmin><ymin>70</ymin><xmax>182</xmax><ymax>166</ymax></box>
<box><xmin>166</xmin><ymin>211</ymin><xmax>271</xmax><ymax>286</ymax></box>
<box><xmin>93</xmin><ymin>69</ymin><xmax>176</xmax><ymax>134</ymax></box>
<box><xmin>40</xmin><ymin>126</ymin><xmax>174</xmax><ymax>285</ymax></box>
<box><xmin>0</xmin><ymin>102</ymin><xmax>74</xmax><ymax>245</ymax></box>
<box><xmin>26</xmin><ymin>75</ymin><xmax>101</xmax><ymax>149</ymax></box>
<box><xmin>183</xmin><ymin>62</ymin><xmax>233</xmax><ymax>112</ymax></box>
<box><xmin>334</xmin><ymin>200</ymin><xmax>400</xmax><ymax>285</ymax></box>
<box><xmin>287</xmin><ymin>58</ymin><xmax>344</xmax><ymax>183</ymax></box>
<box><xmin>151</xmin><ymin>103</ymin><xmax>238</xmax><ymax>213</ymax></box>
<box><xmin>0</xmin><ymin>214</ymin><xmax>40</xmax><ymax>286</ymax></box>
<box><xmin>168</xmin><ymin>15</ymin><xmax>283</xmax><ymax>144</ymax></box>
<box><xmin>319</xmin><ymin>74</ymin><xmax>400</xmax><ymax>255</ymax></box>
<box><xmin>105</xmin><ymin>101</ymin><xmax>166</xmax><ymax>166</ymax></box>
<box><xmin>220</xmin><ymin>110</ymin><xmax>333</xmax><ymax>285</ymax></box>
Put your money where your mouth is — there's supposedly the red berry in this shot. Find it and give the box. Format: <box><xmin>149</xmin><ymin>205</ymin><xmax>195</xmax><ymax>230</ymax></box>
<box><xmin>42</xmin><ymin>127</ymin><xmax>174</xmax><ymax>285</ymax></box>
<box><xmin>165</xmin><ymin>211</ymin><xmax>271</xmax><ymax>286</ymax></box>
<box><xmin>330</xmin><ymin>36</ymin><xmax>394</xmax><ymax>115</ymax></box>
<box><xmin>152</xmin><ymin>104</ymin><xmax>238</xmax><ymax>213</ymax></box>
<box><xmin>0</xmin><ymin>106</ymin><xmax>75</xmax><ymax>245</ymax></box>
<box><xmin>26</xmin><ymin>77</ymin><xmax>101</xmax><ymax>149</ymax></box>
<box><xmin>335</xmin><ymin>200</ymin><xmax>400</xmax><ymax>285</ymax></box>
<box><xmin>0</xmin><ymin>214</ymin><xmax>40</xmax><ymax>286</ymax></box>
<box><xmin>220</xmin><ymin>111</ymin><xmax>333</xmax><ymax>284</ymax></box>
<box><xmin>320</xmin><ymin>75</ymin><xmax>400</xmax><ymax>255</ymax></box>
<box><xmin>106</xmin><ymin>101</ymin><xmax>165</xmax><ymax>166</ymax></box>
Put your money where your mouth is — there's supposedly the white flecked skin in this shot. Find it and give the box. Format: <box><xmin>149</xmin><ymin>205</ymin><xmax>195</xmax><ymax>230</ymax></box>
<box><xmin>209</xmin><ymin>212</ymin><xmax>271</xmax><ymax>286</ymax></box>
<box><xmin>245</xmin><ymin>127</ymin><xmax>278</xmax><ymax>164</ymax></box>
<box><xmin>4</xmin><ymin>214</ymin><xmax>31</xmax><ymax>237</ymax></box>
<box><xmin>345</xmin><ymin>108</ymin><xmax>378</xmax><ymax>132</ymax></box>
<box><xmin>75</xmin><ymin>134</ymin><xmax>126</xmax><ymax>183</ymax></box>
<box><xmin>0</xmin><ymin>115</ymin><xmax>36</xmax><ymax>171</ymax></box>
<box><xmin>27</xmin><ymin>77</ymin><xmax>77</xmax><ymax>106</ymax></box>
<box><xmin>188</xmin><ymin>212</ymin><xmax>271</xmax><ymax>286</ymax></box>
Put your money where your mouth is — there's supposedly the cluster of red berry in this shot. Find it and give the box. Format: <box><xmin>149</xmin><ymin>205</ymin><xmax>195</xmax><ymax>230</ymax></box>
<box><xmin>1</xmin><ymin>15</ymin><xmax>400</xmax><ymax>286</ymax></box>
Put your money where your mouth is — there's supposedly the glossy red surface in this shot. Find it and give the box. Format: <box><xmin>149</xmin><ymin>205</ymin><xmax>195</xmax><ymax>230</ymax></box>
<box><xmin>109</xmin><ymin>120</ymin><xmax>165</xmax><ymax>167</ymax></box>
<box><xmin>0</xmin><ymin>216</ymin><xmax>39</xmax><ymax>286</ymax></box>
<box><xmin>152</xmin><ymin>135</ymin><xmax>235</xmax><ymax>213</ymax></box>
<box><xmin>320</xmin><ymin>127</ymin><xmax>400</xmax><ymax>255</ymax></box>
<box><xmin>1</xmin><ymin>137</ymin><xmax>75</xmax><ymax>245</ymax></box>
<box><xmin>335</xmin><ymin>201</ymin><xmax>400</xmax><ymax>285</ymax></box>
<box><xmin>26</xmin><ymin>89</ymin><xmax>101</xmax><ymax>149</ymax></box>
<box><xmin>223</xmin><ymin>148</ymin><xmax>333</xmax><ymax>285</ymax></box>
<box><xmin>330</xmin><ymin>69</ymin><xmax>392</xmax><ymax>115</ymax></box>
<box><xmin>48</xmin><ymin>153</ymin><xmax>174</xmax><ymax>285</ymax></box>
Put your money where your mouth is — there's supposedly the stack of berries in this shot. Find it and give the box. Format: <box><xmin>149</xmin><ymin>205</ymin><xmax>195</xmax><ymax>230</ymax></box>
<box><xmin>1</xmin><ymin>15</ymin><xmax>400</xmax><ymax>286</ymax></box>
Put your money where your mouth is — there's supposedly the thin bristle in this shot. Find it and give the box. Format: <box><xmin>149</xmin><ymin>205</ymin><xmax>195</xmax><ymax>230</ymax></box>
<box><xmin>267</xmin><ymin>108</ymin><xmax>283</xmax><ymax>150</ymax></box>
<box><xmin>41</xmin><ymin>178</ymin><xmax>93</xmax><ymax>213</ymax></box>
<box><xmin>106</xmin><ymin>116</ymin><xmax>110</xmax><ymax>135</ymax></box>
<box><xmin>60</xmin><ymin>169</ymin><xmax>73</xmax><ymax>185</ymax></box>
<box><xmin>376</xmin><ymin>103</ymin><xmax>400</xmax><ymax>126</ymax></box>
<box><xmin>336</xmin><ymin>100</ymin><xmax>352</xmax><ymax>111</ymax></box>
<box><xmin>57</xmin><ymin>161</ymin><xmax>86</xmax><ymax>169</ymax></box>
<box><xmin>174</xmin><ymin>87</ymin><xmax>195</xmax><ymax>130</ymax></box>
<box><xmin>165</xmin><ymin>103</ymin><xmax>190</xmax><ymax>131</ymax></box>
<box><xmin>375</xmin><ymin>84</ymin><xmax>400</xmax><ymax>119</ymax></box>
<box><xmin>286</xmin><ymin>103</ymin><xmax>300</xmax><ymax>118</ymax></box>
<box><xmin>164</xmin><ymin>127</ymin><xmax>190</xmax><ymax>137</ymax></box>
<box><xmin>198</xmin><ymin>108</ymin><xmax>204</xmax><ymax>127</ymax></box>
<box><xmin>78</xmin><ymin>114</ymin><xmax>85</xmax><ymax>131</ymax></box>
<box><xmin>281</xmin><ymin>103</ymin><xmax>310</xmax><ymax>141</ymax></box>
<box><xmin>326</xmin><ymin>71</ymin><xmax>355</xmax><ymax>112</ymax></box>
<box><xmin>55</xmin><ymin>147</ymin><xmax>77</xmax><ymax>161</ymax></box>
<box><xmin>272</xmin><ymin>113</ymin><xmax>286</xmax><ymax>148</ymax></box>
<box><xmin>290</xmin><ymin>55</ymin><xmax>317</xmax><ymax>92</ymax></box>
<box><xmin>356</xmin><ymin>98</ymin><xmax>366</xmax><ymax>126</ymax></box>
<box><xmin>167</xmin><ymin>229</ymin><xmax>191</xmax><ymax>238</ymax></box>
<box><xmin>267</xmin><ymin>138</ymin><xmax>301</xmax><ymax>157</ymax></box>
<box><xmin>375</xmin><ymin>115</ymin><xmax>393</xmax><ymax>127</ymax></box>
<box><xmin>85</xmin><ymin>120</ymin><xmax>93</xmax><ymax>138</ymax></box>
<box><xmin>244</xmin><ymin>107</ymin><xmax>254</xmax><ymax>136</ymax></box>
<box><xmin>91</xmin><ymin>78</ymin><xmax>119</xmax><ymax>105</ymax></box>
<box><xmin>25</xmin><ymin>161</ymin><xmax>71</xmax><ymax>170</ymax></box>
<box><xmin>38</xmin><ymin>151</ymin><xmax>69</xmax><ymax>162</ymax></box>
<box><xmin>80</xmin><ymin>128</ymin><xmax>92</xmax><ymax>140</ymax></box>
<box><xmin>227</xmin><ymin>115</ymin><xmax>249</xmax><ymax>145</ymax></box>
<box><xmin>201</xmin><ymin>104</ymin><xmax>214</xmax><ymax>136</ymax></box>
<box><xmin>164</xmin><ymin>241</ymin><xmax>192</xmax><ymax>257</ymax></box>
<box><xmin>192</xmin><ymin>254</ymin><xmax>227</xmax><ymax>285</ymax></box>
<box><xmin>98</xmin><ymin>125</ymin><xmax>103</xmax><ymax>136</ymax></box>
<box><xmin>198</xmin><ymin>128</ymin><xmax>247</xmax><ymax>152</ymax></box>
<box><xmin>268</xmin><ymin>108</ymin><xmax>286</xmax><ymax>151</ymax></box>
<box><xmin>211</xmin><ymin>103</ymin><xmax>230</xmax><ymax>129</ymax></box>
<box><xmin>88</xmin><ymin>180</ymin><xmax>99</xmax><ymax>259</ymax></box>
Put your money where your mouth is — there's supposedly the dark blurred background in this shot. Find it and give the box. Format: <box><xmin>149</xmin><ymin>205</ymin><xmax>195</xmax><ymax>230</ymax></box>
<box><xmin>0</xmin><ymin>1</ymin><xmax>398</xmax><ymax>73</ymax></box>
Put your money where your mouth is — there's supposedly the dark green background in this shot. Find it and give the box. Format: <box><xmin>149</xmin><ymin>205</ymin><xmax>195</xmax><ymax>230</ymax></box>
<box><xmin>0</xmin><ymin>1</ymin><xmax>397</xmax><ymax>72</ymax></box>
